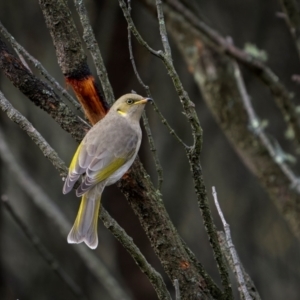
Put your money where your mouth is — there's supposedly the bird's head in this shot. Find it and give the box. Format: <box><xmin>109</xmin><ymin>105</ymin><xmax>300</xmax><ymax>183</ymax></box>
<box><xmin>111</xmin><ymin>93</ymin><xmax>152</xmax><ymax>121</ymax></box>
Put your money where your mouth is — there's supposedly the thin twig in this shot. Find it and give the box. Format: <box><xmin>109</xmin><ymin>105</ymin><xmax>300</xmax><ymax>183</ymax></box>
<box><xmin>278</xmin><ymin>0</ymin><xmax>300</xmax><ymax>60</ymax></box>
<box><xmin>174</xmin><ymin>279</ymin><xmax>180</xmax><ymax>300</ymax></box>
<box><xmin>232</xmin><ymin>61</ymin><xmax>300</xmax><ymax>193</ymax></box>
<box><xmin>0</xmin><ymin>127</ymin><xmax>132</xmax><ymax>300</ymax></box>
<box><xmin>127</xmin><ymin>0</ymin><xmax>164</xmax><ymax>191</ymax></box>
<box><xmin>119</xmin><ymin>1</ymin><xmax>233</xmax><ymax>297</ymax></box>
<box><xmin>218</xmin><ymin>232</ymin><xmax>261</xmax><ymax>300</ymax></box>
<box><xmin>1</xmin><ymin>195</ymin><xmax>88</xmax><ymax>300</ymax></box>
<box><xmin>142</xmin><ymin>112</ymin><xmax>164</xmax><ymax>191</ymax></box>
<box><xmin>164</xmin><ymin>0</ymin><xmax>300</xmax><ymax>150</ymax></box>
<box><xmin>73</xmin><ymin>0</ymin><xmax>115</xmax><ymax>105</ymax></box>
<box><xmin>156</xmin><ymin>0</ymin><xmax>172</xmax><ymax>58</ymax></box>
<box><xmin>0</xmin><ymin>20</ymin><xmax>81</xmax><ymax>110</ymax></box>
<box><xmin>181</xmin><ymin>239</ymin><xmax>222</xmax><ymax>298</ymax></box>
<box><xmin>14</xmin><ymin>48</ymin><xmax>32</xmax><ymax>73</ymax></box>
<box><xmin>120</xmin><ymin>0</ymin><xmax>200</xmax><ymax>148</ymax></box>
<box><xmin>151</xmin><ymin>102</ymin><xmax>187</xmax><ymax>147</ymax></box>
<box><xmin>212</xmin><ymin>187</ymin><xmax>252</xmax><ymax>300</ymax></box>
<box><xmin>127</xmin><ymin>9</ymin><xmax>186</xmax><ymax>148</ymax></box>
<box><xmin>156</xmin><ymin>3</ymin><xmax>233</xmax><ymax>298</ymax></box>
<box><xmin>119</xmin><ymin>0</ymin><xmax>162</xmax><ymax>58</ymax></box>
<box><xmin>0</xmin><ymin>95</ymin><xmax>170</xmax><ymax>300</ymax></box>
<box><xmin>101</xmin><ymin>209</ymin><xmax>171</xmax><ymax>300</ymax></box>
<box><xmin>122</xmin><ymin>0</ymin><xmax>189</xmax><ymax>149</ymax></box>
<box><xmin>0</xmin><ymin>90</ymin><xmax>67</xmax><ymax>177</ymax></box>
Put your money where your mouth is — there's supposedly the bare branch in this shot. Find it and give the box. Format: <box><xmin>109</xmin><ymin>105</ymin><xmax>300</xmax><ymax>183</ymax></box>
<box><xmin>119</xmin><ymin>0</ymin><xmax>163</xmax><ymax>58</ymax></box>
<box><xmin>0</xmin><ymin>91</ymin><xmax>68</xmax><ymax>177</ymax></box>
<box><xmin>120</xmin><ymin>1</ymin><xmax>233</xmax><ymax>297</ymax></box>
<box><xmin>174</xmin><ymin>279</ymin><xmax>180</xmax><ymax>300</ymax></box>
<box><xmin>0</xmin><ymin>128</ymin><xmax>132</xmax><ymax>300</ymax></box>
<box><xmin>163</xmin><ymin>0</ymin><xmax>300</xmax><ymax>151</ymax></box>
<box><xmin>1</xmin><ymin>195</ymin><xmax>88</xmax><ymax>300</ymax></box>
<box><xmin>164</xmin><ymin>2</ymin><xmax>300</xmax><ymax>240</ymax></box>
<box><xmin>101</xmin><ymin>209</ymin><xmax>171</xmax><ymax>300</ymax></box>
<box><xmin>212</xmin><ymin>187</ymin><xmax>252</xmax><ymax>300</ymax></box>
<box><xmin>73</xmin><ymin>0</ymin><xmax>115</xmax><ymax>105</ymax></box>
<box><xmin>0</xmin><ymin>36</ymin><xmax>87</xmax><ymax>142</ymax></box>
<box><xmin>156</xmin><ymin>0</ymin><xmax>172</xmax><ymax>58</ymax></box>
<box><xmin>0</xmin><ymin>20</ymin><xmax>81</xmax><ymax>110</ymax></box>
<box><xmin>0</xmin><ymin>93</ymin><xmax>170</xmax><ymax>300</ymax></box>
<box><xmin>278</xmin><ymin>0</ymin><xmax>300</xmax><ymax>60</ymax></box>
<box><xmin>39</xmin><ymin>0</ymin><xmax>109</xmax><ymax>124</ymax></box>
<box><xmin>127</xmin><ymin>0</ymin><xmax>164</xmax><ymax>191</ymax></box>
<box><xmin>0</xmin><ymin>1</ymin><xmax>216</xmax><ymax>297</ymax></box>
<box><xmin>218</xmin><ymin>232</ymin><xmax>262</xmax><ymax>300</ymax></box>
<box><xmin>232</xmin><ymin>61</ymin><xmax>300</xmax><ymax>193</ymax></box>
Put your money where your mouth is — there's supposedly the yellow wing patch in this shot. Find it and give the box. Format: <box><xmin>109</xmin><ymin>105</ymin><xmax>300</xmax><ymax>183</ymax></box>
<box><xmin>69</xmin><ymin>142</ymin><xmax>83</xmax><ymax>172</ymax></box>
<box><xmin>95</xmin><ymin>157</ymin><xmax>126</xmax><ymax>182</ymax></box>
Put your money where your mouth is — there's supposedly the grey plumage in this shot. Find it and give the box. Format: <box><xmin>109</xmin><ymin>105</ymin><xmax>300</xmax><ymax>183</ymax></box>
<box><xmin>63</xmin><ymin>94</ymin><xmax>151</xmax><ymax>249</ymax></box>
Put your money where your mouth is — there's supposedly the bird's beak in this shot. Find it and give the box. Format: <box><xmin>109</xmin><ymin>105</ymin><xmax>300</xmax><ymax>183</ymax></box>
<box><xmin>134</xmin><ymin>98</ymin><xmax>153</xmax><ymax>105</ymax></box>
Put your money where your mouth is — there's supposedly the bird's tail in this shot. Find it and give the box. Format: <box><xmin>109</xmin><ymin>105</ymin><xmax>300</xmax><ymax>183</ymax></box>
<box><xmin>67</xmin><ymin>187</ymin><xmax>102</xmax><ymax>249</ymax></box>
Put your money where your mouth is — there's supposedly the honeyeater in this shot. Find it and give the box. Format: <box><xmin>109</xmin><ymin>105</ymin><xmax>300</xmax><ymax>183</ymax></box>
<box><xmin>63</xmin><ymin>93</ymin><xmax>151</xmax><ymax>249</ymax></box>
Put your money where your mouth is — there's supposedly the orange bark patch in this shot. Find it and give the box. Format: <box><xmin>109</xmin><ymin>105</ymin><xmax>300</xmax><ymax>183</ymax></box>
<box><xmin>179</xmin><ymin>260</ymin><xmax>190</xmax><ymax>270</ymax></box>
<box><xmin>66</xmin><ymin>76</ymin><xmax>108</xmax><ymax>125</ymax></box>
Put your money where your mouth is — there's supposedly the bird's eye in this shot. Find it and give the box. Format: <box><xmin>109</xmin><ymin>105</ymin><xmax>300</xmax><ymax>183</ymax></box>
<box><xmin>126</xmin><ymin>99</ymin><xmax>134</xmax><ymax>105</ymax></box>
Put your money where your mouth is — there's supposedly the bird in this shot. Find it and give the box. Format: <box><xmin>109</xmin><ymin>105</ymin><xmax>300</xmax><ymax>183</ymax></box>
<box><xmin>63</xmin><ymin>93</ymin><xmax>152</xmax><ymax>249</ymax></box>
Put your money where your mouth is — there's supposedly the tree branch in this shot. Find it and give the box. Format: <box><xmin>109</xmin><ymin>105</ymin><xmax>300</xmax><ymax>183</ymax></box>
<box><xmin>278</xmin><ymin>0</ymin><xmax>300</xmax><ymax>60</ymax></box>
<box><xmin>37</xmin><ymin>0</ymin><xmax>215</xmax><ymax>298</ymax></box>
<box><xmin>163</xmin><ymin>7</ymin><xmax>300</xmax><ymax>239</ymax></box>
<box><xmin>0</xmin><ymin>92</ymin><xmax>171</xmax><ymax>300</ymax></box>
<box><xmin>127</xmin><ymin>0</ymin><xmax>163</xmax><ymax>191</ymax></box>
<box><xmin>218</xmin><ymin>232</ymin><xmax>261</xmax><ymax>300</ymax></box>
<box><xmin>1</xmin><ymin>195</ymin><xmax>88</xmax><ymax>300</ymax></box>
<box><xmin>73</xmin><ymin>0</ymin><xmax>115</xmax><ymax>105</ymax></box>
<box><xmin>0</xmin><ymin>36</ymin><xmax>87</xmax><ymax>142</ymax></box>
<box><xmin>0</xmin><ymin>90</ymin><xmax>67</xmax><ymax>177</ymax></box>
<box><xmin>39</xmin><ymin>0</ymin><xmax>109</xmax><ymax>124</ymax></box>
<box><xmin>101</xmin><ymin>209</ymin><xmax>171</xmax><ymax>300</ymax></box>
<box><xmin>0</xmin><ymin>128</ymin><xmax>132</xmax><ymax>300</ymax></box>
<box><xmin>154</xmin><ymin>0</ymin><xmax>300</xmax><ymax>151</ymax></box>
<box><xmin>120</xmin><ymin>1</ymin><xmax>232</xmax><ymax>297</ymax></box>
<box><xmin>0</xmin><ymin>20</ymin><xmax>81</xmax><ymax>111</ymax></box>
<box><xmin>212</xmin><ymin>187</ymin><xmax>252</xmax><ymax>300</ymax></box>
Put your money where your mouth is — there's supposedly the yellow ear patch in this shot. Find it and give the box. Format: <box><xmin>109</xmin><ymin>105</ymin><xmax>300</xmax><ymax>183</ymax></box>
<box><xmin>117</xmin><ymin>109</ymin><xmax>127</xmax><ymax>116</ymax></box>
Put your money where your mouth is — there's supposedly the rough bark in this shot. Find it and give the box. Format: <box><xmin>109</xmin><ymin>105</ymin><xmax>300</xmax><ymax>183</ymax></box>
<box><xmin>0</xmin><ymin>36</ymin><xmax>86</xmax><ymax>142</ymax></box>
<box><xmin>161</xmin><ymin>5</ymin><xmax>300</xmax><ymax>238</ymax></box>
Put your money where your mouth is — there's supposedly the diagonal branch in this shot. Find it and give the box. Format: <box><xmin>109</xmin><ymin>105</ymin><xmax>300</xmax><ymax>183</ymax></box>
<box><xmin>127</xmin><ymin>0</ymin><xmax>164</xmax><ymax>191</ymax></box>
<box><xmin>1</xmin><ymin>195</ymin><xmax>88</xmax><ymax>300</ymax></box>
<box><xmin>156</xmin><ymin>0</ymin><xmax>300</xmax><ymax>151</ymax></box>
<box><xmin>0</xmin><ymin>128</ymin><xmax>132</xmax><ymax>300</ymax></box>
<box><xmin>163</xmin><ymin>7</ymin><xmax>300</xmax><ymax>239</ymax></box>
<box><xmin>0</xmin><ymin>20</ymin><xmax>81</xmax><ymax>111</ymax></box>
<box><xmin>0</xmin><ymin>36</ymin><xmax>87</xmax><ymax>142</ymax></box>
<box><xmin>0</xmin><ymin>90</ymin><xmax>67</xmax><ymax>177</ymax></box>
<box><xmin>101</xmin><ymin>209</ymin><xmax>171</xmax><ymax>300</ymax></box>
<box><xmin>0</xmin><ymin>99</ymin><xmax>170</xmax><ymax>300</ymax></box>
<box><xmin>278</xmin><ymin>0</ymin><xmax>300</xmax><ymax>60</ymax></box>
<box><xmin>120</xmin><ymin>1</ymin><xmax>232</xmax><ymax>297</ymax></box>
<box><xmin>39</xmin><ymin>0</ymin><xmax>109</xmax><ymax>124</ymax></box>
<box><xmin>73</xmin><ymin>0</ymin><xmax>115</xmax><ymax>105</ymax></box>
<box><xmin>232</xmin><ymin>60</ymin><xmax>300</xmax><ymax>192</ymax></box>
<box><xmin>212</xmin><ymin>187</ymin><xmax>252</xmax><ymax>300</ymax></box>
<box><xmin>0</xmin><ymin>1</ymin><xmax>216</xmax><ymax>298</ymax></box>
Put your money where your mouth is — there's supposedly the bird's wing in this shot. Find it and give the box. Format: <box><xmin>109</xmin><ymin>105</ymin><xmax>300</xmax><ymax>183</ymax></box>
<box><xmin>63</xmin><ymin>117</ymin><xmax>140</xmax><ymax>196</ymax></box>
<box><xmin>75</xmin><ymin>143</ymin><xmax>137</xmax><ymax>197</ymax></box>
<box><xmin>63</xmin><ymin>140</ymin><xmax>97</xmax><ymax>194</ymax></box>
